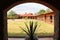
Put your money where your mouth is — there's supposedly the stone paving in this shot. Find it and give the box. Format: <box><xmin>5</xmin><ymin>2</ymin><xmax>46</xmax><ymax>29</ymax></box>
<box><xmin>8</xmin><ymin>38</ymin><xmax>53</xmax><ymax>40</ymax></box>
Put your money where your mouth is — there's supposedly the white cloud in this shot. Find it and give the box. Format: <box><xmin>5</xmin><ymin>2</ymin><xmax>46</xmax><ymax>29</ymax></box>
<box><xmin>7</xmin><ymin>2</ymin><xmax>52</xmax><ymax>14</ymax></box>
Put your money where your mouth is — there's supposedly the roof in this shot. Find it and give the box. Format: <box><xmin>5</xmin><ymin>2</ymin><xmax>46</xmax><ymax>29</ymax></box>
<box><xmin>37</xmin><ymin>12</ymin><xmax>54</xmax><ymax>16</ymax></box>
<box><xmin>18</xmin><ymin>13</ymin><xmax>36</xmax><ymax>17</ymax></box>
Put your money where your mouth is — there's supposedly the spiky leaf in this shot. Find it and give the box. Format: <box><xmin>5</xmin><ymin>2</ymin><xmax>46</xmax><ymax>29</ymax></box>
<box><xmin>20</xmin><ymin>26</ymin><xmax>30</xmax><ymax>36</ymax></box>
<box><xmin>33</xmin><ymin>21</ymin><xmax>37</xmax><ymax>34</ymax></box>
<box><xmin>24</xmin><ymin>22</ymin><xmax>30</xmax><ymax>33</ymax></box>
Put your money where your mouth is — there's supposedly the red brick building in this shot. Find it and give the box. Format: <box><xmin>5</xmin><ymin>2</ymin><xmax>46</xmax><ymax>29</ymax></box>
<box><xmin>18</xmin><ymin>13</ymin><xmax>37</xmax><ymax>19</ymax></box>
<box><xmin>37</xmin><ymin>12</ymin><xmax>54</xmax><ymax>24</ymax></box>
<box><xmin>17</xmin><ymin>12</ymin><xmax>54</xmax><ymax>24</ymax></box>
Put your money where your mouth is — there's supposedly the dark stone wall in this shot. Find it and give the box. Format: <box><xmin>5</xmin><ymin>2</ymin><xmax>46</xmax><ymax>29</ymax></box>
<box><xmin>0</xmin><ymin>0</ymin><xmax>59</xmax><ymax>40</ymax></box>
<box><xmin>0</xmin><ymin>0</ymin><xmax>60</xmax><ymax>10</ymax></box>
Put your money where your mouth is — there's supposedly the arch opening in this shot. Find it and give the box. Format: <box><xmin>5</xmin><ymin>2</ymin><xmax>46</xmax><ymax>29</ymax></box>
<box><xmin>3</xmin><ymin>1</ymin><xmax>59</xmax><ymax>40</ymax></box>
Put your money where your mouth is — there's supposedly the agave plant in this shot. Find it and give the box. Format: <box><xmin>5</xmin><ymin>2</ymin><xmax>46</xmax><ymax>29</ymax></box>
<box><xmin>20</xmin><ymin>21</ymin><xmax>38</xmax><ymax>40</ymax></box>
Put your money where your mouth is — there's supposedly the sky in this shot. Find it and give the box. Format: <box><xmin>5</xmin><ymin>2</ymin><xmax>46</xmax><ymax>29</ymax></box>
<box><xmin>7</xmin><ymin>2</ymin><xmax>52</xmax><ymax>15</ymax></box>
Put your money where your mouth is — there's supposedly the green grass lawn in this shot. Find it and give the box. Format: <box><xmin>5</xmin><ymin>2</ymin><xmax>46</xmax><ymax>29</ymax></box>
<box><xmin>7</xmin><ymin>19</ymin><xmax>54</xmax><ymax>36</ymax></box>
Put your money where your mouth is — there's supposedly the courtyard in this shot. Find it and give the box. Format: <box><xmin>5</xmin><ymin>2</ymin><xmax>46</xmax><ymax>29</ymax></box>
<box><xmin>7</xmin><ymin>19</ymin><xmax>54</xmax><ymax>37</ymax></box>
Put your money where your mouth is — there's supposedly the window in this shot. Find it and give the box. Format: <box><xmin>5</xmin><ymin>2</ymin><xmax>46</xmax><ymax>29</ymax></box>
<box><xmin>50</xmin><ymin>15</ymin><xmax>52</xmax><ymax>23</ymax></box>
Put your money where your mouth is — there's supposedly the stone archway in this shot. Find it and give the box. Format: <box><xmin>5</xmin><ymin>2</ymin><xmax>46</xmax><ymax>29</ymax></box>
<box><xmin>3</xmin><ymin>0</ymin><xmax>59</xmax><ymax>40</ymax></box>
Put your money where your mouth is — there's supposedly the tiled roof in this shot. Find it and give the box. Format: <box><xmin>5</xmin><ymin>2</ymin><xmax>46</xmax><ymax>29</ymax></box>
<box><xmin>19</xmin><ymin>13</ymin><xmax>35</xmax><ymax>16</ymax></box>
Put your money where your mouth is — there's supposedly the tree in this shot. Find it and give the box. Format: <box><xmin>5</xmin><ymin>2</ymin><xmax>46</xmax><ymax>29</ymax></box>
<box><xmin>46</xmin><ymin>8</ymin><xmax>52</xmax><ymax>13</ymax></box>
<box><xmin>7</xmin><ymin>10</ymin><xmax>18</xmax><ymax>19</ymax></box>
<box><xmin>37</xmin><ymin>9</ymin><xmax>46</xmax><ymax>15</ymax></box>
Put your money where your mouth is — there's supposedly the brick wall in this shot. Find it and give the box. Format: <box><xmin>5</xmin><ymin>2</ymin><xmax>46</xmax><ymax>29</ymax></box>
<box><xmin>37</xmin><ymin>12</ymin><xmax>54</xmax><ymax>25</ymax></box>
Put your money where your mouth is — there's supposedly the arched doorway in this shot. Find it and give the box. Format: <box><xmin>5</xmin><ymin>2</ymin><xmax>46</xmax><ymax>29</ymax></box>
<box><xmin>3</xmin><ymin>0</ymin><xmax>59</xmax><ymax>40</ymax></box>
